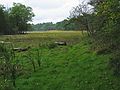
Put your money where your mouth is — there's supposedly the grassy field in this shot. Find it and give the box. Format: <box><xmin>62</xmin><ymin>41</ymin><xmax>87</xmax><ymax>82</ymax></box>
<box><xmin>0</xmin><ymin>31</ymin><xmax>82</xmax><ymax>47</ymax></box>
<box><xmin>0</xmin><ymin>31</ymin><xmax>120</xmax><ymax>90</ymax></box>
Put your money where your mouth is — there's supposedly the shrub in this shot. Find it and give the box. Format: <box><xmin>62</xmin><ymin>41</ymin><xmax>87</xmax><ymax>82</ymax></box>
<box><xmin>109</xmin><ymin>54</ymin><xmax>120</xmax><ymax>76</ymax></box>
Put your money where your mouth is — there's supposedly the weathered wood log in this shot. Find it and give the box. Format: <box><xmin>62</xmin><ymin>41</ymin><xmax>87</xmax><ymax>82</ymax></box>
<box><xmin>13</xmin><ymin>46</ymin><xmax>31</xmax><ymax>52</ymax></box>
<box><xmin>54</xmin><ymin>41</ymin><xmax>67</xmax><ymax>46</ymax></box>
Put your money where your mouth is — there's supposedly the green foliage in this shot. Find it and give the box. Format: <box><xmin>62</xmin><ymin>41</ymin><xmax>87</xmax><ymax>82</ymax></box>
<box><xmin>0</xmin><ymin>43</ymin><xmax>17</xmax><ymax>88</ymax></box>
<box><xmin>0</xmin><ymin>3</ymin><xmax>34</xmax><ymax>35</ymax></box>
<box><xmin>0</xmin><ymin>5</ymin><xmax>7</xmax><ymax>34</ymax></box>
<box><xmin>33</xmin><ymin>22</ymin><xmax>56</xmax><ymax>31</ymax></box>
<box><xmin>69</xmin><ymin>3</ymin><xmax>95</xmax><ymax>35</ymax></box>
<box><xmin>69</xmin><ymin>0</ymin><xmax>120</xmax><ymax>76</ymax></box>
<box><xmin>32</xmin><ymin>19</ymin><xmax>80</xmax><ymax>31</ymax></box>
<box><xmin>89</xmin><ymin>0</ymin><xmax>120</xmax><ymax>75</ymax></box>
<box><xmin>89</xmin><ymin>0</ymin><xmax>120</xmax><ymax>47</ymax></box>
<box><xmin>36</xmin><ymin>48</ymin><xmax>41</xmax><ymax>67</ymax></box>
<box><xmin>109</xmin><ymin>54</ymin><xmax>120</xmax><ymax>76</ymax></box>
<box><xmin>9</xmin><ymin>3</ymin><xmax>35</xmax><ymax>34</ymax></box>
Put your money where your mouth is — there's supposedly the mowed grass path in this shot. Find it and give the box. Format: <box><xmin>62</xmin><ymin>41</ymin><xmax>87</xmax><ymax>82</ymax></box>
<box><xmin>0</xmin><ymin>31</ymin><xmax>120</xmax><ymax>90</ymax></box>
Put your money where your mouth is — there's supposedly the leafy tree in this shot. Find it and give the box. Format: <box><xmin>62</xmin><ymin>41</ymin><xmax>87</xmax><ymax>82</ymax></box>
<box><xmin>89</xmin><ymin>0</ymin><xmax>120</xmax><ymax>75</ymax></box>
<box><xmin>0</xmin><ymin>5</ymin><xmax>7</xmax><ymax>34</ymax></box>
<box><xmin>9</xmin><ymin>3</ymin><xmax>35</xmax><ymax>34</ymax></box>
<box><xmin>91</xmin><ymin>0</ymin><xmax>120</xmax><ymax>50</ymax></box>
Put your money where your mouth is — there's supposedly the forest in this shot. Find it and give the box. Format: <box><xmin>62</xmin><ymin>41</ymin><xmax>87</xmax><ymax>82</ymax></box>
<box><xmin>0</xmin><ymin>0</ymin><xmax>120</xmax><ymax>90</ymax></box>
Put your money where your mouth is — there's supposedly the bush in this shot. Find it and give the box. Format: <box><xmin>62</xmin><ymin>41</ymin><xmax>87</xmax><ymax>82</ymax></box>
<box><xmin>109</xmin><ymin>54</ymin><xmax>120</xmax><ymax>76</ymax></box>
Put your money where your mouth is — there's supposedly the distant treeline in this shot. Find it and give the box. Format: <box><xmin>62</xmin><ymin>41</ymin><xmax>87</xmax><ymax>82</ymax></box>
<box><xmin>0</xmin><ymin>3</ymin><xmax>34</xmax><ymax>35</ymax></box>
<box><xmin>32</xmin><ymin>19</ymin><xmax>81</xmax><ymax>31</ymax></box>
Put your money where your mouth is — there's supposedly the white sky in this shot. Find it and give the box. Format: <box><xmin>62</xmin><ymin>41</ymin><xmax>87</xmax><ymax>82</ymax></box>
<box><xmin>0</xmin><ymin>0</ymin><xmax>88</xmax><ymax>24</ymax></box>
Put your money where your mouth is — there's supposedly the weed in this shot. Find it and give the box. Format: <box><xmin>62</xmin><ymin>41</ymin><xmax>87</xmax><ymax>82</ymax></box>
<box><xmin>0</xmin><ymin>43</ymin><xmax>17</xmax><ymax>88</ymax></box>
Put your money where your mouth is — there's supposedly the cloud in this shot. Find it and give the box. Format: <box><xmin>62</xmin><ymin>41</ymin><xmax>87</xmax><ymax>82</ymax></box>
<box><xmin>0</xmin><ymin>0</ymin><xmax>83</xmax><ymax>24</ymax></box>
<box><xmin>26</xmin><ymin>0</ymin><xmax>65</xmax><ymax>9</ymax></box>
<box><xmin>31</xmin><ymin>0</ymin><xmax>80</xmax><ymax>23</ymax></box>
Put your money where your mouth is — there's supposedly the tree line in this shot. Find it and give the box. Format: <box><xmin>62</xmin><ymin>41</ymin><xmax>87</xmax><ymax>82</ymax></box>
<box><xmin>0</xmin><ymin>3</ymin><xmax>34</xmax><ymax>35</ymax></box>
<box><xmin>32</xmin><ymin>19</ymin><xmax>80</xmax><ymax>31</ymax></box>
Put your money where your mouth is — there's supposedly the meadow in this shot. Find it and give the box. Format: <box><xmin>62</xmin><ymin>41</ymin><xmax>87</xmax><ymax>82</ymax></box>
<box><xmin>0</xmin><ymin>31</ymin><xmax>120</xmax><ymax>90</ymax></box>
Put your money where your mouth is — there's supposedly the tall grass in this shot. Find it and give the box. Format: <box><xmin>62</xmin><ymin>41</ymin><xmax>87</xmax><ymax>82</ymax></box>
<box><xmin>0</xmin><ymin>42</ymin><xmax>17</xmax><ymax>88</ymax></box>
<box><xmin>2</xmin><ymin>31</ymin><xmax>117</xmax><ymax>90</ymax></box>
<box><xmin>0</xmin><ymin>32</ymin><xmax>85</xmax><ymax>87</ymax></box>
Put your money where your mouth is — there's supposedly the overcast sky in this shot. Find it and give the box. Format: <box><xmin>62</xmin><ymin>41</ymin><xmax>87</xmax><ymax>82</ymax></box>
<box><xmin>0</xmin><ymin>0</ymin><xmax>88</xmax><ymax>24</ymax></box>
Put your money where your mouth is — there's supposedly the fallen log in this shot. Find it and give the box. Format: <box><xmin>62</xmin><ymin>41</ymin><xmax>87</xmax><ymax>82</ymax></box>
<box><xmin>54</xmin><ymin>41</ymin><xmax>67</xmax><ymax>46</ymax></box>
<box><xmin>13</xmin><ymin>46</ymin><xmax>31</xmax><ymax>52</ymax></box>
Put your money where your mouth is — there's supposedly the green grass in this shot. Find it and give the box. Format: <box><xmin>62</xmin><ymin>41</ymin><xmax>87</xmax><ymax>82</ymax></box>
<box><xmin>0</xmin><ymin>31</ymin><xmax>120</xmax><ymax>90</ymax></box>
<box><xmin>0</xmin><ymin>31</ymin><xmax>82</xmax><ymax>47</ymax></box>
